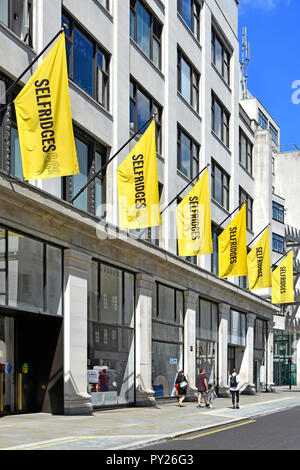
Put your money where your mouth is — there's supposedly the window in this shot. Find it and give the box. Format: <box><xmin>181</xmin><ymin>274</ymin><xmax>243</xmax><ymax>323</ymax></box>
<box><xmin>177</xmin><ymin>0</ymin><xmax>201</xmax><ymax>41</ymax></box>
<box><xmin>0</xmin><ymin>227</ymin><xmax>63</xmax><ymax>314</ymax></box>
<box><xmin>211</xmin><ymin>93</ymin><xmax>230</xmax><ymax>147</ymax></box>
<box><xmin>97</xmin><ymin>0</ymin><xmax>109</xmax><ymax>10</ymax></box>
<box><xmin>130</xmin><ymin>0</ymin><xmax>162</xmax><ymax>69</ymax></box>
<box><xmin>64</xmin><ymin>128</ymin><xmax>107</xmax><ymax>217</ymax></box>
<box><xmin>269</xmin><ymin>122</ymin><xmax>278</xmax><ymax>145</ymax></box>
<box><xmin>177</xmin><ymin>48</ymin><xmax>200</xmax><ymax>112</ymax></box>
<box><xmin>0</xmin><ymin>0</ymin><xmax>32</xmax><ymax>45</ymax></box>
<box><xmin>273</xmin><ymin>201</ymin><xmax>284</xmax><ymax>223</ymax></box>
<box><xmin>152</xmin><ymin>283</ymin><xmax>184</xmax><ymax>398</ymax></box>
<box><xmin>239</xmin><ymin>187</ymin><xmax>253</xmax><ymax>231</ymax></box>
<box><xmin>88</xmin><ymin>262</ymin><xmax>135</xmax><ymax>406</ymax></box>
<box><xmin>239</xmin><ymin>129</ymin><xmax>253</xmax><ymax>174</ymax></box>
<box><xmin>258</xmin><ymin>109</ymin><xmax>268</xmax><ymax>130</ymax></box>
<box><xmin>211</xmin><ymin>159</ymin><xmax>229</xmax><ymax>210</ymax></box>
<box><xmin>229</xmin><ymin>310</ymin><xmax>246</xmax><ymax>347</ymax></box>
<box><xmin>130</xmin><ymin>79</ymin><xmax>162</xmax><ymax>154</ymax></box>
<box><xmin>272</xmin><ymin>233</ymin><xmax>284</xmax><ymax>254</ymax></box>
<box><xmin>177</xmin><ymin>126</ymin><xmax>199</xmax><ymax>179</ymax></box>
<box><xmin>62</xmin><ymin>12</ymin><xmax>110</xmax><ymax>109</ymax></box>
<box><xmin>197</xmin><ymin>298</ymin><xmax>218</xmax><ymax>341</ymax></box>
<box><xmin>211</xmin><ymin>28</ymin><xmax>230</xmax><ymax>85</ymax></box>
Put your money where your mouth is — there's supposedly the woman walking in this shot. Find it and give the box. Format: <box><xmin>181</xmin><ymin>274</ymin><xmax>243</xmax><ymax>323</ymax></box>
<box><xmin>175</xmin><ymin>370</ymin><xmax>188</xmax><ymax>407</ymax></box>
<box><xmin>229</xmin><ymin>368</ymin><xmax>240</xmax><ymax>409</ymax></box>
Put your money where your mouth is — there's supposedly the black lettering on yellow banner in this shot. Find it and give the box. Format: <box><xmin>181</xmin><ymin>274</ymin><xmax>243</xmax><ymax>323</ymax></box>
<box><xmin>229</xmin><ymin>227</ymin><xmax>237</xmax><ymax>264</ymax></box>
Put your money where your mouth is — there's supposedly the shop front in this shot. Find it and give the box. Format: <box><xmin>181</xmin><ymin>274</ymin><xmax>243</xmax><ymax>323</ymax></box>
<box><xmin>87</xmin><ymin>261</ymin><xmax>135</xmax><ymax>407</ymax></box>
<box><xmin>273</xmin><ymin>330</ymin><xmax>297</xmax><ymax>386</ymax></box>
<box><xmin>0</xmin><ymin>227</ymin><xmax>63</xmax><ymax>414</ymax></box>
<box><xmin>152</xmin><ymin>283</ymin><xmax>184</xmax><ymax>398</ymax></box>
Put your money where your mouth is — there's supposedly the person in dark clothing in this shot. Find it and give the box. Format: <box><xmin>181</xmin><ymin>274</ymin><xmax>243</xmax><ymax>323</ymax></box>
<box><xmin>196</xmin><ymin>368</ymin><xmax>209</xmax><ymax>408</ymax></box>
<box><xmin>175</xmin><ymin>370</ymin><xmax>188</xmax><ymax>407</ymax></box>
<box><xmin>229</xmin><ymin>368</ymin><xmax>240</xmax><ymax>409</ymax></box>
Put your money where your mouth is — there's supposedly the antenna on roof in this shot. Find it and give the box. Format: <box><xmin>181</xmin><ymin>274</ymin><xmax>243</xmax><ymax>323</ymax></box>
<box><xmin>241</xmin><ymin>26</ymin><xmax>250</xmax><ymax>99</ymax></box>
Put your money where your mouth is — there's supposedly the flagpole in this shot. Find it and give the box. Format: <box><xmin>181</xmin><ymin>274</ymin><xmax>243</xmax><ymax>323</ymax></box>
<box><xmin>214</xmin><ymin>201</ymin><xmax>245</xmax><ymax>233</ymax></box>
<box><xmin>137</xmin><ymin>163</ymin><xmax>210</xmax><ymax>239</ymax></box>
<box><xmin>247</xmin><ymin>223</ymin><xmax>271</xmax><ymax>248</ymax></box>
<box><xmin>71</xmin><ymin>114</ymin><xmax>156</xmax><ymax>203</ymax></box>
<box><xmin>2</xmin><ymin>26</ymin><xmax>66</xmax><ymax>102</ymax></box>
<box><xmin>271</xmin><ymin>248</ymin><xmax>293</xmax><ymax>270</ymax></box>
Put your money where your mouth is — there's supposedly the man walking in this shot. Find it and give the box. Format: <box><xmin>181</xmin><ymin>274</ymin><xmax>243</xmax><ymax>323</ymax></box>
<box><xmin>229</xmin><ymin>368</ymin><xmax>240</xmax><ymax>409</ymax></box>
<box><xmin>196</xmin><ymin>368</ymin><xmax>209</xmax><ymax>408</ymax></box>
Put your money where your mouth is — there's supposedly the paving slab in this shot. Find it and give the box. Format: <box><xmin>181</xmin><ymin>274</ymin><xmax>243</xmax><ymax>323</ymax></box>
<box><xmin>1</xmin><ymin>387</ymin><xmax>300</xmax><ymax>450</ymax></box>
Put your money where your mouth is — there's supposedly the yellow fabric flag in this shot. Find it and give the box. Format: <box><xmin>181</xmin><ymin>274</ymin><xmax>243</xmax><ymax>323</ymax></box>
<box><xmin>14</xmin><ymin>32</ymin><xmax>79</xmax><ymax>180</ymax></box>
<box><xmin>176</xmin><ymin>169</ymin><xmax>213</xmax><ymax>256</ymax></box>
<box><xmin>272</xmin><ymin>251</ymin><xmax>294</xmax><ymax>304</ymax></box>
<box><xmin>247</xmin><ymin>227</ymin><xmax>272</xmax><ymax>291</ymax></box>
<box><xmin>117</xmin><ymin>120</ymin><xmax>161</xmax><ymax>229</ymax></box>
<box><xmin>218</xmin><ymin>204</ymin><xmax>248</xmax><ymax>278</ymax></box>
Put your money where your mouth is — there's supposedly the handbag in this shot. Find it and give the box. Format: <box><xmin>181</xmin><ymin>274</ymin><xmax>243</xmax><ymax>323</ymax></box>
<box><xmin>180</xmin><ymin>380</ymin><xmax>187</xmax><ymax>389</ymax></box>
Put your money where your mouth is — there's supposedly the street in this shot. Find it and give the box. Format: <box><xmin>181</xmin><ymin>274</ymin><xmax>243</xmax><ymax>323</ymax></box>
<box><xmin>143</xmin><ymin>405</ymin><xmax>300</xmax><ymax>451</ymax></box>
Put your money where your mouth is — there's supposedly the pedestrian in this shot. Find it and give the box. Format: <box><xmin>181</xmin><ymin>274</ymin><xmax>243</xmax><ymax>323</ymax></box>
<box><xmin>229</xmin><ymin>368</ymin><xmax>240</xmax><ymax>409</ymax></box>
<box><xmin>175</xmin><ymin>370</ymin><xmax>188</xmax><ymax>407</ymax></box>
<box><xmin>207</xmin><ymin>383</ymin><xmax>218</xmax><ymax>408</ymax></box>
<box><xmin>196</xmin><ymin>368</ymin><xmax>209</xmax><ymax>408</ymax></box>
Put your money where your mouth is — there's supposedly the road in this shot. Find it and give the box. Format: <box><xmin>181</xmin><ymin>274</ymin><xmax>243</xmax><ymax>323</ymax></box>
<box><xmin>143</xmin><ymin>405</ymin><xmax>300</xmax><ymax>450</ymax></box>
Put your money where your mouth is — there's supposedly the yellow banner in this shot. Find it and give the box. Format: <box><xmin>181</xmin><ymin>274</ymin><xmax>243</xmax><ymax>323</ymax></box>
<box><xmin>272</xmin><ymin>251</ymin><xmax>294</xmax><ymax>304</ymax></box>
<box><xmin>14</xmin><ymin>32</ymin><xmax>79</xmax><ymax>180</ymax></box>
<box><xmin>218</xmin><ymin>204</ymin><xmax>248</xmax><ymax>278</ymax></box>
<box><xmin>176</xmin><ymin>169</ymin><xmax>212</xmax><ymax>256</ymax></box>
<box><xmin>117</xmin><ymin>120</ymin><xmax>161</xmax><ymax>229</ymax></box>
<box><xmin>247</xmin><ymin>227</ymin><xmax>272</xmax><ymax>290</ymax></box>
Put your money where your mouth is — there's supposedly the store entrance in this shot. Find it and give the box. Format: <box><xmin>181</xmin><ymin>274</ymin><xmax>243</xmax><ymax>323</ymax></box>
<box><xmin>0</xmin><ymin>313</ymin><xmax>63</xmax><ymax>415</ymax></box>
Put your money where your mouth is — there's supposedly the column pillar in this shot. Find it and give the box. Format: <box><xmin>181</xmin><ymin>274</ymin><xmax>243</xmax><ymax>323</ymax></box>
<box><xmin>242</xmin><ymin>313</ymin><xmax>256</xmax><ymax>394</ymax></box>
<box><xmin>218</xmin><ymin>303</ymin><xmax>230</xmax><ymax>397</ymax></box>
<box><xmin>184</xmin><ymin>290</ymin><xmax>198</xmax><ymax>401</ymax></box>
<box><xmin>135</xmin><ymin>273</ymin><xmax>156</xmax><ymax>406</ymax></box>
<box><xmin>266</xmin><ymin>320</ymin><xmax>275</xmax><ymax>391</ymax></box>
<box><xmin>64</xmin><ymin>249</ymin><xmax>93</xmax><ymax>415</ymax></box>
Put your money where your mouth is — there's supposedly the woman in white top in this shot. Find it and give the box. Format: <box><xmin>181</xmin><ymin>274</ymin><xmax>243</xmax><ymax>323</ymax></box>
<box><xmin>229</xmin><ymin>368</ymin><xmax>240</xmax><ymax>409</ymax></box>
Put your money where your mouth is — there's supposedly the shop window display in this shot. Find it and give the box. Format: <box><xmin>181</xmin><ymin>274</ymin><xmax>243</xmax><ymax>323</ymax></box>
<box><xmin>88</xmin><ymin>263</ymin><xmax>135</xmax><ymax>407</ymax></box>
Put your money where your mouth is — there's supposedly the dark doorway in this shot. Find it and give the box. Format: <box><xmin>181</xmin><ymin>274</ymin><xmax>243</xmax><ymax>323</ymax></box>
<box><xmin>16</xmin><ymin>314</ymin><xmax>63</xmax><ymax>414</ymax></box>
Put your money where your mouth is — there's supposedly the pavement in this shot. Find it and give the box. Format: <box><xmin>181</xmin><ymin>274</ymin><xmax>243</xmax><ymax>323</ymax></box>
<box><xmin>1</xmin><ymin>386</ymin><xmax>300</xmax><ymax>451</ymax></box>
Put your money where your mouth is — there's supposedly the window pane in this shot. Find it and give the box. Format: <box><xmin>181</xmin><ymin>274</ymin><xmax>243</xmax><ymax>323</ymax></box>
<box><xmin>0</xmin><ymin>230</ymin><xmax>5</xmax><ymax>305</ymax></box>
<box><xmin>8</xmin><ymin>232</ymin><xmax>44</xmax><ymax>311</ymax></box>
<box><xmin>240</xmin><ymin>133</ymin><xmax>247</xmax><ymax>167</ymax></box>
<box><xmin>88</xmin><ymin>261</ymin><xmax>99</xmax><ymax>322</ymax></box>
<box><xmin>100</xmin><ymin>265</ymin><xmax>122</xmax><ymax>324</ymax></box>
<box><xmin>182</xmin><ymin>0</ymin><xmax>192</xmax><ymax>28</ymax></box>
<box><xmin>176</xmin><ymin>290</ymin><xmax>184</xmax><ymax>325</ymax></box>
<box><xmin>95</xmin><ymin>151</ymin><xmax>104</xmax><ymax>218</ymax></box>
<box><xmin>152</xmin><ymin>323</ymin><xmax>183</xmax><ymax>343</ymax></box>
<box><xmin>215</xmin><ymin>37</ymin><xmax>222</xmax><ymax>74</ymax></box>
<box><xmin>124</xmin><ymin>272</ymin><xmax>134</xmax><ymax>328</ymax></box>
<box><xmin>73</xmin><ymin>138</ymin><xmax>88</xmax><ymax>211</ymax></box>
<box><xmin>130</xmin><ymin>9</ymin><xmax>135</xmax><ymax>39</ymax></box>
<box><xmin>199</xmin><ymin>299</ymin><xmax>211</xmax><ymax>340</ymax></box>
<box><xmin>73</xmin><ymin>27</ymin><xmax>94</xmax><ymax>96</ymax></box>
<box><xmin>47</xmin><ymin>245</ymin><xmax>62</xmax><ymax>315</ymax></box>
<box><xmin>153</xmin><ymin>36</ymin><xmax>160</xmax><ymax>68</ymax></box>
<box><xmin>214</xmin><ymin>100</ymin><xmax>222</xmax><ymax>140</ymax></box>
<box><xmin>10</xmin><ymin>126</ymin><xmax>23</xmax><ymax>180</ymax></box>
<box><xmin>214</xmin><ymin>165</ymin><xmax>222</xmax><ymax>205</ymax></box>
<box><xmin>180</xmin><ymin>132</ymin><xmax>191</xmax><ymax>178</ymax></box>
<box><xmin>158</xmin><ymin>285</ymin><xmax>175</xmax><ymax>323</ymax></box>
<box><xmin>137</xmin><ymin>1</ymin><xmax>151</xmax><ymax>57</ymax></box>
<box><xmin>88</xmin><ymin>324</ymin><xmax>135</xmax><ymax>405</ymax></box>
<box><xmin>181</xmin><ymin>57</ymin><xmax>191</xmax><ymax>103</ymax></box>
<box><xmin>152</xmin><ymin>341</ymin><xmax>183</xmax><ymax>398</ymax></box>
<box><xmin>136</xmin><ymin>88</ymin><xmax>150</xmax><ymax>130</ymax></box>
<box><xmin>0</xmin><ymin>0</ymin><xmax>8</xmax><ymax>26</ymax></box>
